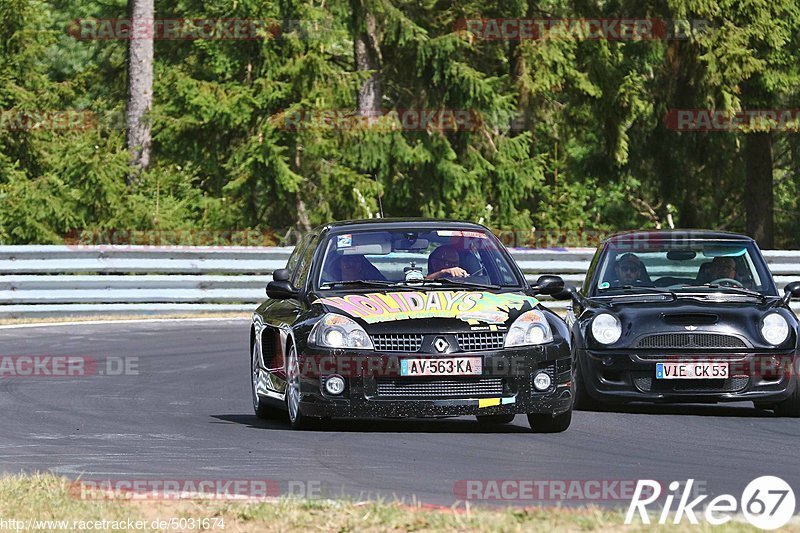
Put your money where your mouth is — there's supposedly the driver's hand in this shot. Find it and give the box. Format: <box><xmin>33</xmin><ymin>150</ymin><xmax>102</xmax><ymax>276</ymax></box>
<box><xmin>442</xmin><ymin>267</ymin><xmax>468</xmax><ymax>277</ymax></box>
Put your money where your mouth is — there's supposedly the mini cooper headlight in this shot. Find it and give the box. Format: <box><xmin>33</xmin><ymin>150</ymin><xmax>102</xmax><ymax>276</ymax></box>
<box><xmin>591</xmin><ymin>313</ymin><xmax>622</xmax><ymax>345</ymax></box>
<box><xmin>310</xmin><ymin>313</ymin><xmax>374</xmax><ymax>350</ymax></box>
<box><xmin>505</xmin><ymin>310</ymin><xmax>553</xmax><ymax>347</ymax></box>
<box><xmin>761</xmin><ymin>313</ymin><xmax>789</xmax><ymax>346</ymax></box>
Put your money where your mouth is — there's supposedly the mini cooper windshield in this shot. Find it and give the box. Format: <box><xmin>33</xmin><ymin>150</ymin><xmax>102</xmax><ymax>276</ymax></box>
<box><xmin>591</xmin><ymin>240</ymin><xmax>777</xmax><ymax>296</ymax></box>
<box><xmin>317</xmin><ymin>229</ymin><xmax>521</xmax><ymax>289</ymax></box>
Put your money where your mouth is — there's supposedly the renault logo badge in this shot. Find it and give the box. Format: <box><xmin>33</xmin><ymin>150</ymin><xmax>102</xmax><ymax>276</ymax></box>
<box><xmin>433</xmin><ymin>337</ymin><xmax>449</xmax><ymax>353</ymax></box>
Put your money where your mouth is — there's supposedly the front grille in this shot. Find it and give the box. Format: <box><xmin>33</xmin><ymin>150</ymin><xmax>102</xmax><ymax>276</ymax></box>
<box><xmin>672</xmin><ymin>377</ymin><xmax>749</xmax><ymax>392</ymax></box>
<box><xmin>636</xmin><ymin>333</ymin><xmax>747</xmax><ymax>349</ymax></box>
<box><xmin>456</xmin><ymin>332</ymin><xmax>505</xmax><ymax>351</ymax></box>
<box><xmin>635</xmin><ymin>354</ymin><xmax>747</xmax><ymax>362</ymax></box>
<box><xmin>372</xmin><ymin>334</ymin><xmax>423</xmax><ymax>352</ymax></box>
<box><xmin>633</xmin><ymin>374</ymin><xmax>750</xmax><ymax>393</ymax></box>
<box><xmin>376</xmin><ymin>378</ymin><xmax>503</xmax><ymax>398</ymax></box>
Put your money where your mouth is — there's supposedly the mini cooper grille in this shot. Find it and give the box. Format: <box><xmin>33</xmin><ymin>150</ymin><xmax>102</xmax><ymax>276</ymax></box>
<box><xmin>636</xmin><ymin>333</ymin><xmax>747</xmax><ymax>349</ymax></box>
<box><xmin>456</xmin><ymin>332</ymin><xmax>505</xmax><ymax>351</ymax></box>
<box><xmin>376</xmin><ymin>378</ymin><xmax>503</xmax><ymax>398</ymax></box>
<box><xmin>633</xmin><ymin>375</ymin><xmax>750</xmax><ymax>393</ymax></box>
<box><xmin>372</xmin><ymin>334</ymin><xmax>424</xmax><ymax>352</ymax></box>
<box><xmin>635</xmin><ymin>354</ymin><xmax>748</xmax><ymax>362</ymax></box>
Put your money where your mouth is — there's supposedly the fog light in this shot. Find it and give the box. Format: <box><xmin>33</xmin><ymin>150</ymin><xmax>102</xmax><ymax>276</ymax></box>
<box><xmin>533</xmin><ymin>372</ymin><xmax>552</xmax><ymax>391</ymax></box>
<box><xmin>324</xmin><ymin>375</ymin><xmax>345</xmax><ymax>395</ymax></box>
<box><xmin>602</xmin><ymin>356</ymin><xmax>614</xmax><ymax>366</ymax></box>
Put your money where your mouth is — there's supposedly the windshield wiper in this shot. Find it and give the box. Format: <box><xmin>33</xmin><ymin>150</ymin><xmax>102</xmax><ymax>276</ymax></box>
<box><xmin>417</xmin><ymin>277</ymin><xmax>502</xmax><ymax>290</ymax></box>
<box><xmin>681</xmin><ymin>284</ymin><xmax>765</xmax><ymax>298</ymax></box>
<box><xmin>319</xmin><ymin>279</ymin><xmax>400</xmax><ymax>289</ymax></box>
<box><xmin>597</xmin><ymin>286</ymin><xmax>675</xmax><ymax>295</ymax></box>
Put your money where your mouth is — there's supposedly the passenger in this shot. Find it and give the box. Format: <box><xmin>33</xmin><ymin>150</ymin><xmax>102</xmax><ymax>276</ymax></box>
<box><xmin>426</xmin><ymin>245</ymin><xmax>468</xmax><ymax>279</ymax></box>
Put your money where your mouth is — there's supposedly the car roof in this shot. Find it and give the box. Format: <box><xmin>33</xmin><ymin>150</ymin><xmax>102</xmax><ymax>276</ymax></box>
<box><xmin>603</xmin><ymin>230</ymin><xmax>755</xmax><ymax>245</ymax></box>
<box><xmin>312</xmin><ymin>218</ymin><xmax>491</xmax><ymax>234</ymax></box>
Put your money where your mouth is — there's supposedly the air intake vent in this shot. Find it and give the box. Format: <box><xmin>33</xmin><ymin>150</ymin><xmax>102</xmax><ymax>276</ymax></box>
<box><xmin>662</xmin><ymin>313</ymin><xmax>718</xmax><ymax>325</ymax></box>
<box><xmin>376</xmin><ymin>378</ymin><xmax>503</xmax><ymax>398</ymax></box>
<box><xmin>636</xmin><ymin>333</ymin><xmax>747</xmax><ymax>349</ymax></box>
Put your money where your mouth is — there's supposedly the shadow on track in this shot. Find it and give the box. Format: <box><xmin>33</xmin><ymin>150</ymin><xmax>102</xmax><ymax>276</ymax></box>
<box><xmin>580</xmin><ymin>401</ymin><xmax>775</xmax><ymax>417</ymax></box>
<box><xmin>211</xmin><ymin>414</ymin><xmax>533</xmax><ymax>433</ymax></box>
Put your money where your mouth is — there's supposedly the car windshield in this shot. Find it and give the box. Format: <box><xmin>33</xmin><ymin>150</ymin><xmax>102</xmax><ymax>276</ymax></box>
<box><xmin>316</xmin><ymin>228</ymin><xmax>521</xmax><ymax>289</ymax></box>
<box><xmin>590</xmin><ymin>239</ymin><xmax>777</xmax><ymax>296</ymax></box>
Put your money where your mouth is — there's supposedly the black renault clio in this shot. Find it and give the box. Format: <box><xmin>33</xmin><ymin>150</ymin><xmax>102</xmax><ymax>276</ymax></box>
<box><xmin>249</xmin><ymin>219</ymin><xmax>573</xmax><ymax>431</ymax></box>
<box><xmin>567</xmin><ymin>230</ymin><xmax>800</xmax><ymax>415</ymax></box>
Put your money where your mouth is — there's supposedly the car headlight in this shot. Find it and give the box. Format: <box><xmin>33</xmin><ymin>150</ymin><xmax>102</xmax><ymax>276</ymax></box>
<box><xmin>761</xmin><ymin>313</ymin><xmax>789</xmax><ymax>346</ymax></box>
<box><xmin>504</xmin><ymin>309</ymin><xmax>553</xmax><ymax>347</ymax></box>
<box><xmin>591</xmin><ymin>313</ymin><xmax>622</xmax><ymax>345</ymax></box>
<box><xmin>310</xmin><ymin>313</ymin><xmax>374</xmax><ymax>350</ymax></box>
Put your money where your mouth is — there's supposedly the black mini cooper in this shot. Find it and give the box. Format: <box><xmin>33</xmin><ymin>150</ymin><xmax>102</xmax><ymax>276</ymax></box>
<box><xmin>566</xmin><ymin>230</ymin><xmax>800</xmax><ymax>415</ymax></box>
<box><xmin>249</xmin><ymin>219</ymin><xmax>573</xmax><ymax>431</ymax></box>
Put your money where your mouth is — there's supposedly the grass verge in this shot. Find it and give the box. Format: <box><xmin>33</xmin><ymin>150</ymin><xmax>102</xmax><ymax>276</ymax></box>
<box><xmin>0</xmin><ymin>474</ymin><xmax>794</xmax><ymax>532</ymax></box>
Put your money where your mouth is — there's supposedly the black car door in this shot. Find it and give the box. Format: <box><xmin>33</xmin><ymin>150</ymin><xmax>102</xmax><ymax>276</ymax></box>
<box><xmin>259</xmin><ymin>233</ymin><xmax>319</xmax><ymax>384</ymax></box>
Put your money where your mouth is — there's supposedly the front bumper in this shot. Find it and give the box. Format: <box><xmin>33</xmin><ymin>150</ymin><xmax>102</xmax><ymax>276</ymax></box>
<box><xmin>296</xmin><ymin>341</ymin><xmax>573</xmax><ymax>418</ymax></box>
<box><xmin>578</xmin><ymin>348</ymin><xmax>798</xmax><ymax>403</ymax></box>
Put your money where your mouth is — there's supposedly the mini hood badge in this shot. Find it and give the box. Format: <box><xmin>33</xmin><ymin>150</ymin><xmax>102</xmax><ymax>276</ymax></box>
<box><xmin>684</xmin><ymin>325</ymin><xmax>698</xmax><ymax>331</ymax></box>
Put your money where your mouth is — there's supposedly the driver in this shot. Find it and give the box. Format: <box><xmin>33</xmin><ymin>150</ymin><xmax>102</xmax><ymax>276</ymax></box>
<box><xmin>426</xmin><ymin>245</ymin><xmax>468</xmax><ymax>280</ymax></box>
<box><xmin>710</xmin><ymin>256</ymin><xmax>737</xmax><ymax>281</ymax></box>
<box><xmin>615</xmin><ymin>253</ymin><xmax>646</xmax><ymax>285</ymax></box>
<box><xmin>338</xmin><ymin>254</ymin><xmax>368</xmax><ymax>281</ymax></box>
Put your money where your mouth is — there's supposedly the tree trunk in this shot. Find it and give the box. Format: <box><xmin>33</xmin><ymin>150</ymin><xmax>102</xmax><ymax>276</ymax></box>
<box><xmin>125</xmin><ymin>0</ymin><xmax>154</xmax><ymax>183</ymax></box>
<box><xmin>351</xmin><ymin>0</ymin><xmax>383</xmax><ymax>217</ymax></box>
<box><xmin>744</xmin><ymin>132</ymin><xmax>774</xmax><ymax>248</ymax></box>
<box><xmin>351</xmin><ymin>0</ymin><xmax>382</xmax><ymax>116</ymax></box>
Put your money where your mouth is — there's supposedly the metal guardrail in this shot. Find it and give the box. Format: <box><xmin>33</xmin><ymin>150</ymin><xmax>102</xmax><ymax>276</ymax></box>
<box><xmin>0</xmin><ymin>246</ymin><xmax>798</xmax><ymax>318</ymax></box>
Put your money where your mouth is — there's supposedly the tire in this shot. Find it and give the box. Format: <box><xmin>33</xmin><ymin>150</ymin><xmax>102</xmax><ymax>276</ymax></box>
<box><xmin>251</xmin><ymin>342</ymin><xmax>283</xmax><ymax>419</ymax></box>
<box><xmin>475</xmin><ymin>414</ymin><xmax>515</xmax><ymax>425</ymax></box>
<box><xmin>772</xmin><ymin>384</ymin><xmax>800</xmax><ymax>417</ymax></box>
<box><xmin>527</xmin><ymin>409</ymin><xmax>572</xmax><ymax>433</ymax></box>
<box><xmin>285</xmin><ymin>343</ymin><xmax>319</xmax><ymax>430</ymax></box>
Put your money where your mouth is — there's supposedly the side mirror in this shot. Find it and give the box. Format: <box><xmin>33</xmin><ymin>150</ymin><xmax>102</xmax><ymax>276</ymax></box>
<box><xmin>531</xmin><ymin>275</ymin><xmax>565</xmax><ymax>296</ymax></box>
<box><xmin>782</xmin><ymin>281</ymin><xmax>800</xmax><ymax>304</ymax></box>
<box><xmin>272</xmin><ymin>268</ymin><xmax>291</xmax><ymax>282</ymax></box>
<box><xmin>553</xmin><ymin>284</ymin><xmax>578</xmax><ymax>301</ymax></box>
<box><xmin>266</xmin><ymin>280</ymin><xmax>298</xmax><ymax>300</ymax></box>
<box><xmin>266</xmin><ymin>269</ymin><xmax>297</xmax><ymax>299</ymax></box>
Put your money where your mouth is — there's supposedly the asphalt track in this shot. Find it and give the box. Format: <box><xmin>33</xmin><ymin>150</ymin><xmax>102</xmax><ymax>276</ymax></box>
<box><xmin>1</xmin><ymin>318</ymin><xmax>799</xmax><ymax>508</ymax></box>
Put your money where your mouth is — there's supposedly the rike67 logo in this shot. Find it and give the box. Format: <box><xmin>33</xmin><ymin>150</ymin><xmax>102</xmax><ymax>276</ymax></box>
<box><xmin>626</xmin><ymin>477</ymin><xmax>796</xmax><ymax>530</ymax></box>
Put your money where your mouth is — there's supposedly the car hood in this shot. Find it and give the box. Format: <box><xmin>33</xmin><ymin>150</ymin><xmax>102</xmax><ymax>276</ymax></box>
<box><xmin>312</xmin><ymin>289</ymin><xmax>540</xmax><ymax>331</ymax></box>
<box><xmin>582</xmin><ymin>295</ymin><xmax>796</xmax><ymax>350</ymax></box>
